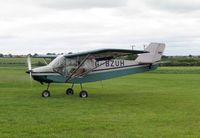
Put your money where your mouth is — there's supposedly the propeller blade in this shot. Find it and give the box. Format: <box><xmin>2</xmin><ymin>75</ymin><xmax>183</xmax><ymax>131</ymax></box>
<box><xmin>29</xmin><ymin>72</ymin><xmax>33</xmax><ymax>87</ymax></box>
<box><xmin>27</xmin><ymin>55</ymin><xmax>33</xmax><ymax>87</ymax></box>
<box><xmin>30</xmin><ymin>72</ymin><xmax>32</xmax><ymax>79</ymax></box>
<box><xmin>27</xmin><ymin>55</ymin><xmax>32</xmax><ymax>71</ymax></box>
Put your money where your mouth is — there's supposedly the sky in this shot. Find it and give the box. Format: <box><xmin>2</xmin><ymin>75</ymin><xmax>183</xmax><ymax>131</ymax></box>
<box><xmin>0</xmin><ymin>0</ymin><xmax>200</xmax><ymax>55</ymax></box>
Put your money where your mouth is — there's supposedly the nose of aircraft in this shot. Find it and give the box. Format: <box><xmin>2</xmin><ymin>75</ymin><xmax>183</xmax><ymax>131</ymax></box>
<box><xmin>26</xmin><ymin>70</ymin><xmax>32</xmax><ymax>74</ymax></box>
<box><xmin>30</xmin><ymin>65</ymin><xmax>54</xmax><ymax>74</ymax></box>
<box><xmin>26</xmin><ymin>65</ymin><xmax>54</xmax><ymax>76</ymax></box>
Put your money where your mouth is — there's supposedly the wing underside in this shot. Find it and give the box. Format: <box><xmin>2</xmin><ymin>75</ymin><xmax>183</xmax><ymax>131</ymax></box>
<box><xmin>65</xmin><ymin>49</ymin><xmax>148</xmax><ymax>60</ymax></box>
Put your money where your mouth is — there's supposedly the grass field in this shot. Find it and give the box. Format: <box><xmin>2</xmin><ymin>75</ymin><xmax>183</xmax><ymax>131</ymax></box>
<box><xmin>0</xmin><ymin>57</ymin><xmax>47</xmax><ymax>67</ymax></box>
<box><xmin>0</xmin><ymin>57</ymin><xmax>43</xmax><ymax>64</ymax></box>
<box><xmin>1</xmin><ymin>66</ymin><xmax>200</xmax><ymax>137</ymax></box>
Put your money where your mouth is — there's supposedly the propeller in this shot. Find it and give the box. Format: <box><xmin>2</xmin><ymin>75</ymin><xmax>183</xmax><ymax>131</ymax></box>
<box><xmin>27</xmin><ymin>55</ymin><xmax>32</xmax><ymax>71</ymax></box>
<box><xmin>27</xmin><ymin>55</ymin><xmax>33</xmax><ymax>87</ymax></box>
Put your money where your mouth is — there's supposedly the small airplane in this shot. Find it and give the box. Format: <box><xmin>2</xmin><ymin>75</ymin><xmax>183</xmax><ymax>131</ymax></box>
<box><xmin>26</xmin><ymin>42</ymin><xmax>165</xmax><ymax>98</ymax></box>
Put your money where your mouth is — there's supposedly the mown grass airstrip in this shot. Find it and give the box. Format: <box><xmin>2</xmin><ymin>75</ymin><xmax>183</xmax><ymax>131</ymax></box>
<box><xmin>1</xmin><ymin>66</ymin><xmax>200</xmax><ymax>137</ymax></box>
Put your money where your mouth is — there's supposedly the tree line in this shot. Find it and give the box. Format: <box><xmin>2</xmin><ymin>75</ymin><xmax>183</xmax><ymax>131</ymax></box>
<box><xmin>1</xmin><ymin>53</ymin><xmax>200</xmax><ymax>66</ymax></box>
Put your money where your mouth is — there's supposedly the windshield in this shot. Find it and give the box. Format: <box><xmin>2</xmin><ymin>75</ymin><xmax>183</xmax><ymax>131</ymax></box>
<box><xmin>49</xmin><ymin>55</ymin><xmax>66</xmax><ymax>68</ymax></box>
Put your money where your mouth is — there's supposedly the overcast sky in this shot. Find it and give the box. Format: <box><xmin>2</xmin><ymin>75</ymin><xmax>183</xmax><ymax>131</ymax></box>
<box><xmin>0</xmin><ymin>0</ymin><xmax>200</xmax><ymax>55</ymax></box>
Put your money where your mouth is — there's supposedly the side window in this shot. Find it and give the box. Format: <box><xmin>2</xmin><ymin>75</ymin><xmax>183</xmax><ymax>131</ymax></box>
<box><xmin>65</xmin><ymin>58</ymin><xmax>77</xmax><ymax>75</ymax></box>
<box><xmin>83</xmin><ymin>59</ymin><xmax>95</xmax><ymax>71</ymax></box>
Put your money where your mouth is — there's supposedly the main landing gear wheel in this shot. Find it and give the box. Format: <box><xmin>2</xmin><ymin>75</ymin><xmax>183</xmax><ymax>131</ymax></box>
<box><xmin>42</xmin><ymin>90</ymin><xmax>51</xmax><ymax>97</ymax></box>
<box><xmin>79</xmin><ymin>91</ymin><xmax>88</xmax><ymax>98</ymax></box>
<box><xmin>66</xmin><ymin>88</ymin><xmax>74</xmax><ymax>96</ymax></box>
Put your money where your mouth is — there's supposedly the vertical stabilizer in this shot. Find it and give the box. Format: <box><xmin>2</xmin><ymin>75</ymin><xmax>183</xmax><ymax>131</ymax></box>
<box><xmin>135</xmin><ymin>43</ymin><xmax>165</xmax><ymax>64</ymax></box>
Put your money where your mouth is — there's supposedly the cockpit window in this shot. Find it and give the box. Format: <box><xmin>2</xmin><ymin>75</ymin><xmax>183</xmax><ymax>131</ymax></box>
<box><xmin>65</xmin><ymin>58</ymin><xmax>77</xmax><ymax>74</ymax></box>
<box><xmin>49</xmin><ymin>55</ymin><xmax>95</xmax><ymax>76</ymax></box>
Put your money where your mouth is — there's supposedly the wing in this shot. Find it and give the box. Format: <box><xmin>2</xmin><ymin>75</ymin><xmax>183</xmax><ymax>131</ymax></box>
<box><xmin>64</xmin><ymin>48</ymin><xmax>148</xmax><ymax>60</ymax></box>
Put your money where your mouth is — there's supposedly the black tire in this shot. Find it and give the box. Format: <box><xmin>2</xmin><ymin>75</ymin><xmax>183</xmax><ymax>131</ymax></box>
<box><xmin>79</xmin><ymin>91</ymin><xmax>88</xmax><ymax>98</ymax></box>
<box><xmin>66</xmin><ymin>88</ymin><xmax>74</xmax><ymax>96</ymax></box>
<box><xmin>42</xmin><ymin>90</ymin><xmax>50</xmax><ymax>97</ymax></box>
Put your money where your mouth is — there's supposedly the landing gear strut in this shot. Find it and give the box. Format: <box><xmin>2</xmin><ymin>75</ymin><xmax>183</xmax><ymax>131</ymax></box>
<box><xmin>41</xmin><ymin>83</ymin><xmax>89</xmax><ymax>98</ymax></box>
<box><xmin>42</xmin><ymin>83</ymin><xmax>51</xmax><ymax>97</ymax></box>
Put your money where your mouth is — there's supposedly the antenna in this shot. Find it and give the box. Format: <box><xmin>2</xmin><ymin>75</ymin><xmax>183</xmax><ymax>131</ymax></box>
<box><xmin>143</xmin><ymin>45</ymin><xmax>146</xmax><ymax>51</ymax></box>
<box><xmin>130</xmin><ymin>44</ymin><xmax>135</xmax><ymax>50</ymax></box>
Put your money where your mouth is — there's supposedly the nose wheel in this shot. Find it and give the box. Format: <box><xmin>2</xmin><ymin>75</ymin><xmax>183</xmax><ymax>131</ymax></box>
<box><xmin>42</xmin><ymin>83</ymin><xmax>51</xmax><ymax>98</ymax></box>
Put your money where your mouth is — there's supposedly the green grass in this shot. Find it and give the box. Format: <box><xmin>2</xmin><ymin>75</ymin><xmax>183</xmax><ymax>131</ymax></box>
<box><xmin>0</xmin><ymin>57</ymin><xmax>43</xmax><ymax>64</ymax></box>
<box><xmin>0</xmin><ymin>58</ymin><xmax>47</xmax><ymax>67</ymax></box>
<box><xmin>1</xmin><ymin>67</ymin><xmax>200</xmax><ymax>137</ymax></box>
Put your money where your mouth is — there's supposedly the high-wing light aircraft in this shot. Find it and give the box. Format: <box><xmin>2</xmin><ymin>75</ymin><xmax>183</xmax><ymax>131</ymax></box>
<box><xmin>26</xmin><ymin>43</ymin><xmax>165</xmax><ymax>98</ymax></box>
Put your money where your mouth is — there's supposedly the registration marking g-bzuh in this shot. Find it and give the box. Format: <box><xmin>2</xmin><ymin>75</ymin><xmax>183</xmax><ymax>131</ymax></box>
<box><xmin>95</xmin><ymin>60</ymin><xmax>125</xmax><ymax>68</ymax></box>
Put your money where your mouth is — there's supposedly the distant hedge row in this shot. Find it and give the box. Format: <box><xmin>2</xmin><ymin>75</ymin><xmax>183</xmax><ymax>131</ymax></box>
<box><xmin>160</xmin><ymin>57</ymin><xmax>200</xmax><ymax>66</ymax></box>
<box><xmin>1</xmin><ymin>57</ymin><xmax>200</xmax><ymax>67</ymax></box>
<box><xmin>0</xmin><ymin>62</ymin><xmax>46</xmax><ymax>66</ymax></box>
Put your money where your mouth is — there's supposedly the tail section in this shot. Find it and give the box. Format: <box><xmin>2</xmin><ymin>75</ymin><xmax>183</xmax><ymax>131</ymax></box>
<box><xmin>135</xmin><ymin>43</ymin><xmax>165</xmax><ymax>64</ymax></box>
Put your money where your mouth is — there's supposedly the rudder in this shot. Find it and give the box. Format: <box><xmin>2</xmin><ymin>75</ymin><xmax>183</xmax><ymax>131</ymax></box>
<box><xmin>135</xmin><ymin>43</ymin><xmax>165</xmax><ymax>64</ymax></box>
